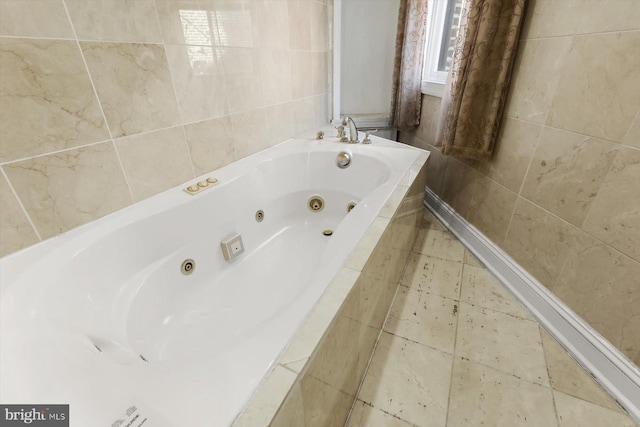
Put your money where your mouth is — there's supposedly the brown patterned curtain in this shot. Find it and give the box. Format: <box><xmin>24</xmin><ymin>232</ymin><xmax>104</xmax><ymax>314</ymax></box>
<box><xmin>437</xmin><ymin>0</ymin><xmax>526</xmax><ymax>160</ymax></box>
<box><xmin>391</xmin><ymin>0</ymin><xmax>429</xmax><ymax>129</ymax></box>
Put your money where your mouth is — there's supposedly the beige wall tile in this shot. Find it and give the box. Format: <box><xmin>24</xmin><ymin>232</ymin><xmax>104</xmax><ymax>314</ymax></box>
<box><xmin>520</xmin><ymin>0</ymin><xmax>581</xmax><ymax>39</ymax></box>
<box><xmin>3</xmin><ymin>143</ymin><xmax>132</xmax><ymax>239</ymax></box>
<box><xmin>582</xmin><ymin>147</ymin><xmax>640</xmax><ymax>262</ymax></box>
<box><xmin>481</xmin><ymin>118</ymin><xmax>542</xmax><ymax>193</ymax></box>
<box><xmin>0</xmin><ymin>172</ymin><xmax>39</xmax><ymax>257</ymax></box>
<box><xmin>231</xmin><ymin>109</ymin><xmax>270</xmax><ymax>159</ymax></box>
<box><xmin>0</xmin><ymin>39</ymin><xmax>109</xmax><ymax>162</ymax></box>
<box><xmin>115</xmin><ymin>127</ymin><xmax>194</xmax><ymax>201</ymax></box>
<box><xmin>0</xmin><ymin>0</ymin><xmax>73</xmax><ymax>38</ymax></box>
<box><xmin>623</xmin><ymin>110</ymin><xmax>640</xmax><ymax>149</ymax></box>
<box><xmin>311</xmin><ymin>51</ymin><xmax>328</xmax><ymax>96</ymax></box>
<box><xmin>540</xmin><ymin>329</ymin><xmax>624</xmax><ymax>412</ymax></box>
<box><xmin>447</xmin><ymin>358</ymin><xmax>557</xmax><ymax>427</ymax></box>
<box><xmin>358</xmin><ymin>332</ymin><xmax>452</xmax><ymax>427</ymax></box>
<box><xmin>552</xmin><ymin>233</ymin><xmax>640</xmax><ymax>365</ymax></box>
<box><xmin>81</xmin><ymin>42</ymin><xmax>180</xmax><ymax>138</ymax></box>
<box><xmin>292</xmin><ymin>97</ymin><xmax>315</xmax><ymax>135</ymax></box>
<box><xmin>165</xmin><ymin>44</ymin><xmax>229</xmax><ymax>123</ymax></box>
<box><xmin>456</xmin><ymin>303</ymin><xmax>549</xmax><ymax>385</ymax></box>
<box><xmin>290</xmin><ymin>51</ymin><xmax>313</xmax><ymax>99</ymax></box>
<box><xmin>65</xmin><ymin>0</ymin><xmax>163</xmax><ymax>43</ymax></box>
<box><xmin>258</xmin><ymin>49</ymin><xmax>292</xmax><ymax>105</ymax></box>
<box><xmin>505</xmin><ymin>37</ymin><xmax>573</xmax><ymax>124</ymax></box>
<box><xmin>521</xmin><ymin>127</ymin><xmax>618</xmax><ymax>227</ymax></box>
<box><xmin>547</xmin><ymin>32</ymin><xmax>640</xmax><ymax>142</ymax></box>
<box><xmin>251</xmin><ymin>0</ymin><xmax>290</xmax><ymax>49</ymax></box>
<box><xmin>266</xmin><ymin>102</ymin><xmax>295</xmax><ymax>145</ymax></box>
<box><xmin>155</xmin><ymin>0</ymin><xmax>220</xmax><ymax>46</ymax></box>
<box><xmin>503</xmin><ymin>198</ymin><xmax>580</xmax><ymax>285</ymax></box>
<box><xmin>184</xmin><ymin>116</ymin><xmax>236</xmax><ymax>176</ymax></box>
<box><xmin>554</xmin><ymin>391</ymin><xmax>636</xmax><ymax>427</ymax></box>
<box><xmin>416</xmin><ymin>95</ymin><xmax>442</xmax><ymax>146</ymax></box>
<box><xmin>288</xmin><ymin>0</ymin><xmax>311</xmax><ymax>50</ymax></box>
<box><xmin>310</xmin><ymin>1</ymin><xmax>328</xmax><ymax>51</ymax></box>
<box><xmin>423</xmin><ymin>144</ymin><xmax>448</xmax><ymax>197</ymax></box>
<box><xmin>220</xmin><ymin>47</ymin><xmax>265</xmax><ymax>114</ymax></box>
<box><xmin>441</xmin><ymin>160</ymin><xmax>477</xmax><ymax>219</ymax></box>
<box><xmin>215</xmin><ymin>0</ymin><xmax>255</xmax><ymax>48</ymax></box>
<box><xmin>468</xmin><ymin>176</ymin><xmax>518</xmax><ymax>245</ymax></box>
<box><xmin>575</xmin><ymin>0</ymin><xmax>640</xmax><ymax>34</ymax></box>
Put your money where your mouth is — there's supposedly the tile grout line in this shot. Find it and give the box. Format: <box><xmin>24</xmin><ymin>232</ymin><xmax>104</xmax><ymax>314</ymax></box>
<box><xmin>0</xmin><ymin>166</ymin><xmax>42</xmax><ymax>241</ymax></box>
<box><xmin>443</xmin><ymin>257</ymin><xmax>464</xmax><ymax>427</ymax></box>
<box><xmin>61</xmin><ymin>0</ymin><xmax>135</xmax><ymax>203</ymax></box>
<box><xmin>520</xmin><ymin>27</ymin><xmax>640</xmax><ymax>42</ymax></box>
<box><xmin>0</xmin><ymin>138</ymin><xmax>114</xmax><ymax>166</ymax></box>
<box><xmin>539</xmin><ymin>325</ymin><xmax>563</xmax><ymax>427</ymax></box>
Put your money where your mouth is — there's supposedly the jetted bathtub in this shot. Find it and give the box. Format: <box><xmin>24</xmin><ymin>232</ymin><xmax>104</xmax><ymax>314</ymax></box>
<box><xmin>0</xmin><ymin>134</ymin><xmax>425</xmax><ymax>426</ymax></box>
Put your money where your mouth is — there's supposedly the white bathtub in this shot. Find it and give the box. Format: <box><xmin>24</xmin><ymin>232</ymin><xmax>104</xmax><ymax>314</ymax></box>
<box><xmin>0</xmin><ymin>135</ymin><xmax>424</xmax><ymax>426</ymax></box>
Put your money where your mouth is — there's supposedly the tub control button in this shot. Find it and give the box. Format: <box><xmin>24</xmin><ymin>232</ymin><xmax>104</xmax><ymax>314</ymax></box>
<box><xmin>206</xmin><ymin>177</ymin><xmax>218</xmax><ymax>184</ymax></box>
<box><xmin>186</xmin><ymin>185</ymin><xmax>199</xmax><ymax>192</ymax></box>
<box><xmin>197</xmin><ymin>180</ymin><xmax>209</xmax><ymax>188</ymax></box>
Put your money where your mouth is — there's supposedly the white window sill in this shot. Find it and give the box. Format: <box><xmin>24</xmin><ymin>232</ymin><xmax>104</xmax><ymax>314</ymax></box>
<box><xmin>421</xmin><ymin>80</ymin><xmax>444</xmax><ymax>97</ymax></box>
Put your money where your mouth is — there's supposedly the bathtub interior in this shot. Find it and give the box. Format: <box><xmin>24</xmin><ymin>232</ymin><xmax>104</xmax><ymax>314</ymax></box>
<box><xmin>0</xmin><ymin>137</ymin><xmax>424</xmax><ymax>426</ymax></box>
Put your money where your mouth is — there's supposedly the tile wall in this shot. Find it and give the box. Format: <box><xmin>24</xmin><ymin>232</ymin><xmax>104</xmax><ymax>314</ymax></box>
<box><xmin>0</xmin><ymin>0</ymin><xmax>331</xmax><ymax>257</ymax></box>
<box><xmin>400</xmin><ymin>0</ymin><xmax>640</xmax><ymax>365</ymax></box>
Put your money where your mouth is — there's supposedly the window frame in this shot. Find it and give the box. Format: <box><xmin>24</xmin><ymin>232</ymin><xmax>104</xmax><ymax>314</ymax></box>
<box><xmin>421</xmin><ymin>0</ymin><xmax>457</xmax><ymax>97</ymax></box>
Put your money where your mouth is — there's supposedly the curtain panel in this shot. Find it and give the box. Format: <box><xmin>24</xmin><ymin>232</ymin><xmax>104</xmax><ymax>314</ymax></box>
<box><xmin>437</xmin><ymin>0</ymin><xmax>527</xmax><ymax>160</ymax></box>
<box><xmin>391</xmin><ymin>0</ymin><xmax>429</xmax><ymax>129</ymax></box>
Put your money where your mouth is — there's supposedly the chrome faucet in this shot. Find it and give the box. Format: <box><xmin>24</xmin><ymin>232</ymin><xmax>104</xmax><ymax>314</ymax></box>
<box><xmin>342</xmin><ymin>117</ymin><xmax>359</xmax><ymax>143</ymax></box>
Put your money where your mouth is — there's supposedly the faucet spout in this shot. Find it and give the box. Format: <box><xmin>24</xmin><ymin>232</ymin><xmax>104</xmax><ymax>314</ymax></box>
<box><xmin>343</xmin><ymin>116</ymin><xmax>359</xmax><ymax>143</ymax></box>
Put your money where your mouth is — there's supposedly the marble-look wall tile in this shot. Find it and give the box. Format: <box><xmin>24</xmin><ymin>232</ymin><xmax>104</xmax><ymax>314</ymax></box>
<box><xmin>3</xmin><ymin>143</ymin><xmax>132</xmax><ymax>239</ymax></box>
<box><xmin>220</xmin><ymin>47</ymin><xmax>264</xmax><ymax>114</ymax></box>
<box><xmin>288</xmin><ymin>0</ymin><xmax>311</xmax><ymax>50</ymax></box>
<box><xmin>0</xmin><ymin>172</ymin><xmax>39</xmax><ymax>257</ymax></box>
<box><xmin>623</xmin><ymin>110</ymin><xmax>640</xmax><ymax>148</ymax></box>
<box><xmin>251</xmin><ymin>0</ymin><xmax>289</xmax><ymax>49</ymax></box>
<box><xmin>115</xmin><ymin>127</ymin><xmax>194</xmax><ymax>201</ymax></box>
<box><xmin>81</xmin><ymin>42</ymin><xmax>180</xmax><ymax>138</ymax></box>
<box><xmin>480</xmin><ymin>118</ymin><xmax>542</xmax><ymax>193</ymax></box>
<box><xmin>183</xmin><ymin>116</ymin><xmax>236</xmax><ymax>176</ymax></box>
<box><xmin>416</xmin><ymin>95</ymin><xmax>441</xmax><ymax>146</ymax></box>
<box><xmin>310</xmin><ymin>1</ymin><xmax>328</xmax><ymax>51</ymax></box>
<box><xmin>258</xmin><ymin>49</ymin><xmax>292</xmax><ymax>105</ymax></box>
<box><xmin>582</xmin><ymin>147</ymin><xmax>640</xmax><ymax>262</ymax></box>
<box><xmin>521</xmin><ymin>127</ymin><xmax>618</xmax><ymax>227</ymax></box>
<box><xmin>266</xmin><ymin>102</ymin><xmax>295</xmax><ymax>145</ymax></box>
<box><xmin>503</xmin><ymin>198</ymin><xmax>580</xmax><ymax>285</ymax></box>
<box><xmin>165</xmin><ymin>44</ymin><xmax>229</xmax><ymax>123</ymax></box>
<box><xmin>155</xmin><ymin>0</ymin><xmax>220</xmax><ymax>46</ymax></box>
<box><xmin>270</xmin><ymin>381</ymin><xmax>305</xmax><ymax>426</ymax></box>
<box><xmin>292</xmin><ymin>97</ymin><xmax>316</xmax><ymax>136</ymax></box>
<box><xmin>553</xmin><ymin>233</ymin><xmax>640</xmax><ymax>365</ymax></box>
<box><xmin>291</xmin><ymin>51</ymin><xmax>313</xmax><ymax>99</ymax></box>
<box><xmin>468</xmin><ymin>176</ymin><xmax>518</xmax><ymax>245</ymax></box>
<box><xmin>311</xmin><ymin>51</ymin><xmax>328</xmax><ymax>96</ymax></box>
<box><xmin>520</xmin><ymin>0</ymin><xmax>581</xmax><ymax>39</ymax></box>
<box><xmin>423</xmin><ymin>144</ymin><xmax>448</xmax><ymax>197</ymax></box>
<box><xmin>440</xmin><ymin>160</ymin><xmax>477</xmax><ymax>220</ymax></box>
<box><xmin>231</xmin><ymin>109</ymin><xmax>270</xmax><ymax>159</ymax></box>
<box><xmin>547</xmin><ymin>32</ymin><xmax>640</xmax><ymax>142</ymax></box>
<box><xmin>575</xmin><ymin>0</ymin><xmax>640</xmax><ymax>34</ymax></box>
<box><xmin>0</xmin><ymin>39</ymin><xmax>109</xmax><ymax>162</ymax></box>
<box><xmin>65</xmin><ymin>0</ymin><xmax>163</xmax><ymax>43</ymax></box>
<box><xmin>504</xmin><ymin>37</ymin><xmax>572</xmax><ymax>124</ymax></box>
<box><xmin>0</xmin><ymin>0</ymin><xmax>73</xmax><ymax>38</ymax></box>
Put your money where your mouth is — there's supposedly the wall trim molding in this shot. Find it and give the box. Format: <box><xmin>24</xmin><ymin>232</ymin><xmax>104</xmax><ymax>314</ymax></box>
<box><xmin>423</xmin><ymin>188</ymin><xmax>640</xmax><ymax>423</ymax></box>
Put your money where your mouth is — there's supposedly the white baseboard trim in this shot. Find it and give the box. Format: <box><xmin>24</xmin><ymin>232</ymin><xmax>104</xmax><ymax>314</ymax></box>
<box><xmin>424</xmin><ymin>188</ymin><xmax>640</xmax><ymax>423</ymax></box>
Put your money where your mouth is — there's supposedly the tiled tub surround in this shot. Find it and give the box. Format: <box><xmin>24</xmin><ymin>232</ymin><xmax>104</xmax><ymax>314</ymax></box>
<box><xmin>399</xmin><ymin>0</ymin><xmax>640</xmax><ymax>366</ymax></box>
<box><xmin>233</xmin><ymin>149</ymin><xmax>429</xmax><ymax>426</ymax></box>
<box><xmin>0</xmin><ymin>133</ymin><xmax>429</xmax><ymax>426</ymax></box>
<box><xmin>0</xmin><ymin>0</ymin><xmax>331</xmax><ymax>257</ymax></box>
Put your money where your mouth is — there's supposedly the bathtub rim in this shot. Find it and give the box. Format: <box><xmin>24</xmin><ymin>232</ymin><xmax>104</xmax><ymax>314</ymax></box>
<box><xmin>230</xmin><ymin>137</ymin><xmax>430</xmax><ymax>426</ymax></box>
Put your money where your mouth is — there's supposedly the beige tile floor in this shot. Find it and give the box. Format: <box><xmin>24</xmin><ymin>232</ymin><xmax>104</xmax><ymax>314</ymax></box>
<box><xmin>346</xmin><ymin>209</ymin><xmax>638</xmax><ymax>427</ymax></box>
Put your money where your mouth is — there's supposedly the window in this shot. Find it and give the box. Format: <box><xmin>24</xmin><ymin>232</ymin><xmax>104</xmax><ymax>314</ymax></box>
<box><xmin>422</xmin><ymin>0</ymin><xmax>464</xmax><ymax>97</ymax></box>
